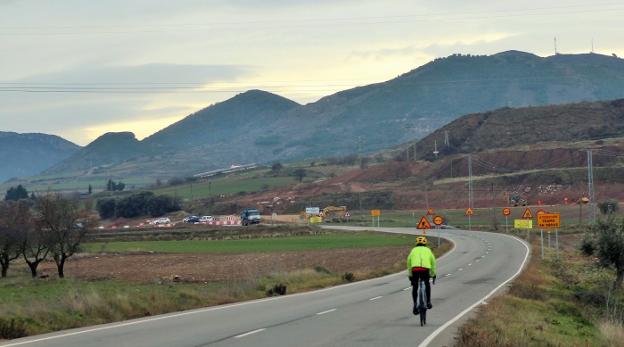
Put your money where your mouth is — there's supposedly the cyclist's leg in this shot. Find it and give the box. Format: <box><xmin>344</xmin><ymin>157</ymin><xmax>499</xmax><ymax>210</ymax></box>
<box><xmin>422</xmin><ymin>271</ymin><xmax>432</xmax><ymax>308</ymax></box>
<box><xmin>411</xmin><ymin>272</ymin><xmax>419</xmax><ymax>314</ymax></box>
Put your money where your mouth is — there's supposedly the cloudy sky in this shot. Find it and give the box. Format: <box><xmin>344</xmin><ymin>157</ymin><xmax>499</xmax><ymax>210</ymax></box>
<box><xmin>2</xmin><ymin>0</ymin><xmax>623</xmax><ymax>145</ymax></box>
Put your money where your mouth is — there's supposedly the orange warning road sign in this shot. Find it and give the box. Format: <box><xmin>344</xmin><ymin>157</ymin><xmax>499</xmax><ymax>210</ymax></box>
<box><xmin>536</xmin><ymin>209</ymin><xmax>546</xmax><ymax>216</ymax></box>
<box><xmin>433</xmin><ymin>215</ymin><xmax>444</xmax><ymax>226</ymax></box>
<box><xmin>522</xmin><ymin>208</ymin><xmax>533</xmax><ymax>219</ymax></box>
<box><xmin>371</xmin><ymin>209</ymin><xmax>381</xmax><ymax>217</ymax></box>
<box><xmin>465</xmin><ymin>208</ymin><xmax>474</xmax><ymax>216</ymax></box>
<box><xmin>417</xmin><ymin>216</ymin><xmax>432</xmax><ymax>229</ymax></box>
<box><xmin>537</xmin><ymin>213</ymin><xmax>560</xmax><ymax>229</ymax></box>
<box><xmin>502</xmin><ymin>207</ymin><xmax>511</xmax><ymax>216</ymax></box>
<box><xmin>427</xmin><ymin>208</ymin><xmax>434</xmax><ymax>216</ymax></box>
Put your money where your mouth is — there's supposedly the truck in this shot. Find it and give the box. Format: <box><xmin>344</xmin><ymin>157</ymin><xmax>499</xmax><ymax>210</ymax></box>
<box><xmin>240</xmin><ymin>208</ymin><xmax>261</xmax><ymax>226</ymax></box>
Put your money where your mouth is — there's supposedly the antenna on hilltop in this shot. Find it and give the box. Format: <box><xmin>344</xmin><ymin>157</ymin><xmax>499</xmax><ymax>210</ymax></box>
<box><xmin>554</xmin><ymin>37</ymin><xmax>558</xmax><ymax>55</ymax></box>
<box><xmin>444</xmin><ymin>131</ymin><xmax>450</xmax><ymax>147</ymax></box>
<box><xmin>591</xmin><ymin>38</ymin><xmax>594</xmax><ymax>53</ymax></box>
<box><xmin>433</xmin><ymin>140</ymin><xmax>439</xmax><ymax>158</ymax></box>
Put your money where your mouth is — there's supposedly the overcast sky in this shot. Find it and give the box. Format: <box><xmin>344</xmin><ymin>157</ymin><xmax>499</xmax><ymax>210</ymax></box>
<box><xmin>2</xmin><ymin>0</ymin><xmax>623</xmax><ymax>145</ymax></box>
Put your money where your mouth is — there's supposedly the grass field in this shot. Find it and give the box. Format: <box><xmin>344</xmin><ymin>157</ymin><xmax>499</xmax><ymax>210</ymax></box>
<box><xmin>150</xmin><ymin>174</ymin><xmax>300</xmax><ymax>200</ymax></box>
<box><xmin>83</xmin><ymin>232</ymin><xmax>414</xmax><ymax>254</ymax></box>
<box><xmin>0</xmin><ymin>230</ymin><xmax>450</xmax><ymax>339</ymax></box>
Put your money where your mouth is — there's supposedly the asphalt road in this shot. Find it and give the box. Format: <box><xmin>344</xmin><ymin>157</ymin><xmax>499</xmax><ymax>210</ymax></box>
<box><xmin>1</xmin><ymin>227</ymin><xmax>529</xmax><ymax>347</ymax></box>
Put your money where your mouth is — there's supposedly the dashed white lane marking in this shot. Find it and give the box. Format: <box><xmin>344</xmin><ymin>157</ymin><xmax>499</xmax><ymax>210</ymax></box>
<box><xmin>369</xmin><ymin>296</ymin><xmax>383</xmax><ymax>301</ymax></box>
<box><xmin>403</xmin><ymin>287</ymin><xmax>411</xmax><ymax>291</ymax></box>
<box><xmin>476</xmin><ymin>259</ymin><xmax>480</xmax><ymax>263</ymax></box>
<box><xmin>468</xmin><ymin>263</ymin><xmax>472</xmax><ymax>266</ymax></box>
<box><xmin>235</xmin><ymin>328</ymin><xmax>266</xmax><ymax>338</ymax></box>
<box><xmin>458</xmin><ymin>268</ymin><xmax>463</xmax><ymax>271</ymax></box>
<box><xmin>444</xmin><ymin>274</ymin><xmax>451</xmax><ymax>277</ymax></box>
<box><xmin>316</xmin><ymin>308</ymin><xmax>337</xmax><ymax>315</ymax></box>
<box><xmin>481</xmin><ymin>255</ymin><xmax>486</xmax><ymax>258</ymax></box>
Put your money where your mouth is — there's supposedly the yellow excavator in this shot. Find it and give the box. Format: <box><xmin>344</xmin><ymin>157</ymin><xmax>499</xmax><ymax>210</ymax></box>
<box><xmin>320</xmin><ymin>206</ymin><xmax>348</xmax><ymax>223</ymax></box>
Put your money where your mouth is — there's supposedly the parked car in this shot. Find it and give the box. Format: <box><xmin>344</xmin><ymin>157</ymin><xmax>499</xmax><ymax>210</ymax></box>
<box><xmin>198</xmin><ymin>215</ymin><xmax>214</xmax><ymax>223</ymax></box>
<box><xmin>240</xmin><ymin>208</ymin><xmax>261</xmax><ymax>226</ymax></box>
<box><xmin>183</xmin><ymin>215</ymin><xmax>200</xmax><ymax>224</ymax></box>
<box><xmin>150</xmin><ymin>217</ymin><xmax>171</xmax><ymax>225</ymax></box>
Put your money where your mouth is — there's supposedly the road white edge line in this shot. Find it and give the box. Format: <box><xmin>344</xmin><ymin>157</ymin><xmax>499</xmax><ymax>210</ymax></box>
<box><xmin>417</xmin><ymin>233</ymin><xmax>531</xmax><ymax>347</ymax></box>
<box><xmin>234</xmin><ymin>328</ymin><xmax>266</xmax><ymax>338</ymax></box>
<box><xmin>316</xmin><ymin>308</ymin><xmax>337</xmax><ymax>315</ymax></box>
<box><xmin>369</xmin><ymin>296</ymin><xmax>383</xmax><ymax>301</ymax></box>
<box><xmin>0</xmin><ymin>227</ymin><xmax>457</xmax><ymax>347</ymax></box>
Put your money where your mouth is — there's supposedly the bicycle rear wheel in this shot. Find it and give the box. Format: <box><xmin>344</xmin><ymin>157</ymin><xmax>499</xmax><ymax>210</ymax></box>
<box><xmin>419</xmin><ymin>307</ymin><xmax>427</xmax><ymax>326</ymax></box>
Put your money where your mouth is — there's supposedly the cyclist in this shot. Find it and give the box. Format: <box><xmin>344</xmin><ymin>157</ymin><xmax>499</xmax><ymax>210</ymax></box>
<box><xmin>407</xmin><ymin>236</ymin><xmax>436</xmax><ymax>313</ymax></box>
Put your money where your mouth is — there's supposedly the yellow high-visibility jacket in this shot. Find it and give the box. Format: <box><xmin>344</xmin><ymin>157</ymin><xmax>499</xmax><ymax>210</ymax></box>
<box><xmin>406</xmin><ymin>246</ymin><xmax>436</xmax><ymax>277</ymax></box>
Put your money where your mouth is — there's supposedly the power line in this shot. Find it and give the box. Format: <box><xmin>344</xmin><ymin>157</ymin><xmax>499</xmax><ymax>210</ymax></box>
<box><xmin>2</xmin><ymin>2</ymin><xmax>624</xmax><ymax>36</ymax></box>
<box><xmin>0</xmin><ymin>75</ymin><xmax>598</xmax><ymax>94</ymax></box>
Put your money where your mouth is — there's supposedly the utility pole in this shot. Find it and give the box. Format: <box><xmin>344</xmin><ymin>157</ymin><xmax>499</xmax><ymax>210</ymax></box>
<box><xmin>587</xmin><ymin>149</ymin><xmax>596</xmax><ymax>224</ymax></box>
<box><xmin>468</xmin><ymin>154</ymin><xmax>474</xmax><ymax>209</ymax></box>
<box><xmin>433</xmin><ymin>140</ymin><xmax>439</xmax><ymax>158</ymax></box>
<box><xmin>357</xmin><ymin>136</ymin><xmax>362</xmax><ymax>167</ymax></box>
<box><xmin>468</xmin><ymin>154</ymin><xmax>474</xmax><ymax>230</ymax></box>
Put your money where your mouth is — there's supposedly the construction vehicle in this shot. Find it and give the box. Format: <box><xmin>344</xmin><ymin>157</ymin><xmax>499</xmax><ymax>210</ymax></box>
<box><xmin>321</xmin><ymin>206</ymin><xmax>348</xmax><ymax>223</ymax></box>
<box><xmin>510</xmin><ymin>195</ymin><xmax>528</xmax><ymax>207</ymax></box>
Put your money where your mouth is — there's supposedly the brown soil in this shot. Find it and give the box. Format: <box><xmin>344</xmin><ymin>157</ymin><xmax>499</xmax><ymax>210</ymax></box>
<box><xmin>40</xmin><ymin>246</ymin><xmax>410</xmax><ymax>283</ymax></box>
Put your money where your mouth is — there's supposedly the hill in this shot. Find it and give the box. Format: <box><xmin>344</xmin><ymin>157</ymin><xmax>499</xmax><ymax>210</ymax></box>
<box><xmin>408</xmin><ymin>98</ymin><xmax>624</xmax><ymax>161</ymax></box>
<box><xmin>35</xmin><ymin>51</ymin><xmax>624</xmax><ymax>182</ymax></box>
<box><xmin>215</xmin><ymin>99</ymin><xmax>624</xmax><ymax>213</ymax></box>
<box><xmin>0</xmin><ymin>132</ymin><xmax>79</xmax><ymax>182</ymax></box>
<box><xmin>46</xmin><ymin>132</ymin><xmax>145</xmax><ymax>173</ymax></box>
<box><xmin>273</xmin><ymin>51</ymin><xmax>624</xmax><ymax>159</ymax></box>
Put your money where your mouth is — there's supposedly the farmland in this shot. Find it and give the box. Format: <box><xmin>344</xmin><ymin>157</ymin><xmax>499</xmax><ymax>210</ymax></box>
<box><xmin>0</xmin><ymin>227</ymin><xmax>450</xmax><ymax>339</ymax></box>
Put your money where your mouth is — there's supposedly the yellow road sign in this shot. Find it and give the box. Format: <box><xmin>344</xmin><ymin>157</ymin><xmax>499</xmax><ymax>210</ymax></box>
<box><xmin>514</xmin><ymin>219</ymin><xmax>533</xmax><ymax>229</ymax></box>
<box><xmin>537</xmin><ymin>213</ymin><xmax>560</xmax><ymax>229</ymax></box>
<box><xmin>465</xmin><ymin>208</ymin><xmax>474</xmax><ymax>216</ymax></box>
<box><xmin>522</xmin><ymin>208</ymin><xmax>533</xmax><ymax>219</ymax></box>
<box><xmin>371</xmin><ymin>209</ymin><xmax>381</xmax><ymax>217</ymax></box>
<box><xmin>502</xmin><ymin>207</ymin><xmax>511</xmax><ymax>216</ymax></box>
<box><xmin>417</xmin><ymin>216</ymin><xmax>432</xmax><ymax>229</ymax></box>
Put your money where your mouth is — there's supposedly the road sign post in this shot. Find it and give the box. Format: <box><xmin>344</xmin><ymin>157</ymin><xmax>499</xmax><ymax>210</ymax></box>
<box><xmin>540</xmin><ymin>229</ymin><xmax>544</xmax><ymax>259</ymax></box>
<box><xmin>371</xmin><ymin>210</ymin><xmax>381</xmax><ymax>228</ymax></box>
<box><xmin>502</xmin><ymin>208</ymin><xmax>511</xmax><ymax>233</ymax></box>
<box><xmin>465</xmin><ymin>208</ymin><xmax>474</xmax><ymax>230</ymax></box>
<box><xmin>432</xmin><ymin>216</ymin><xmax>444</xmax><ymax>247</ymax></box>
<box><xmin>537</xmin><ymin>213</ymin><xmax>561</xmax><ymax>259</ymax></box>
<box><xmin>548</xmin><ymin>231</ymin><xmax>551</xmax><ymax>248</ymax></box>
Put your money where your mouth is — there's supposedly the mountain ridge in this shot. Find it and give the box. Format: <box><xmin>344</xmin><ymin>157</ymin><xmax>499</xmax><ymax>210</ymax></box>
<box><xmin>17</xmin><ymin>50</ymin><xmax>624</xmax><ymax>181</ymax></box>
<box><xmin>0</xmin><ymin>132</ymin><xmax>80</xmax><ymax>182</ymax></box>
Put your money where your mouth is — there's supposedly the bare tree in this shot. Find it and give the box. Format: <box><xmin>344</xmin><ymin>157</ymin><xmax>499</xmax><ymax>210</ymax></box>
<box><xmin>22</xmin><ymin>217</ymin><xmax>51</xmax><ymax>278</ymax></box>
<box><xmin>36</xmin><ymin>194</ymin><xmax>93</xmax><ymax>278</ymax></box>
<box><xmin>0</xmin><ymin>201</ymin><xmax>29</xmax><ymax>278</ymax></box>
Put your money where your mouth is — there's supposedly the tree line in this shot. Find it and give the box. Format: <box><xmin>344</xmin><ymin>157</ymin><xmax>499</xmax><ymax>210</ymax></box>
<box><xmin>0</xmin><ymin>194</ymin><xmax>94</xmax><ymax>279</ymax></box>
<box><xmin>96</xmin><ymin>192</ymin><xmax>181</xmax><ymax>219</ymax></box>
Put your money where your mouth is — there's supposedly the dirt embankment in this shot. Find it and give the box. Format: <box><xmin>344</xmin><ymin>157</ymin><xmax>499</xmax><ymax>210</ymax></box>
<box><xmin>41</xmin><ymin>246</ymin><xmax>412</xmax><ymax>283</ymax></box>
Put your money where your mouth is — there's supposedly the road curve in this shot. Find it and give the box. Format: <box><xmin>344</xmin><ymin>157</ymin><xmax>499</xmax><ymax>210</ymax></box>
<box><xmin>1</xmin><ymin>227</ymin><xmax>529</xmax><ymax>347</ymax></box>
